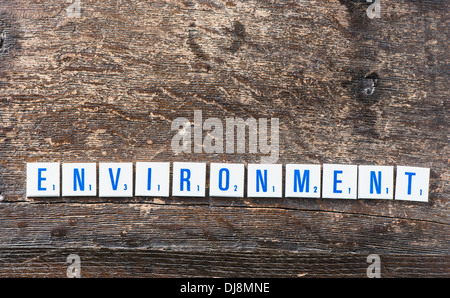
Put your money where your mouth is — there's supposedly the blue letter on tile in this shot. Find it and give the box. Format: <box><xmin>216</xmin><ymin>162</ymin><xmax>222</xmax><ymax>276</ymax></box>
<box><xmin>147</xmin><ymin>168</ymin><xmax>152</xmax><ymax>191</ymax></box>
<box><xmin>256</xmin><ymin>169</ymin><xmax>268</xmax><ymax>193</ymax></box>
<box><xmin>294</xmin><ymin>169</ymin><xmax>310</xmax><ymax>193</ymax></box>
<box><xmin>109</xmin><ymin>168</ymin><xmax>121</xmax><ymax>191</ymax></box>
<box><xmin>370</xmin><ymin>171</ymin><xmax>381</xmax><ymax>194</ymax></box>
<box><xmin>73</xmin><ymin>168</ymin><xmax>85</xmax><ymax>191</ymax></box>
<box><xmin>333</xmin><ymin>170</ymin><xmax>343</xmax><ymax>194</ymax></box>
<box><xmin>180</xmin><ymin>169</ymin><xmax>191</xmax><ymax>192</ymax></box>
<box><xmin>405</xmin><ymin>172</ymin><xmax>416</xmax><ymax>195</ymax></box>
<box><xmin>38</xmin><ymin>168</ymin><xmax>47</xmax><ymax>191</ymax></box>
<box><xmin>218</xmin><ymin>168</ymin><xmax>230</xmax><ymax>191</ymax></box>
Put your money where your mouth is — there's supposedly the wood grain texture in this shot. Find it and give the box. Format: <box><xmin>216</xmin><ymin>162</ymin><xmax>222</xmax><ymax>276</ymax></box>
<box><xmin>0</xmin><ymin>0</ymin><xmax>448</xmax><ymax>277</ymax></box>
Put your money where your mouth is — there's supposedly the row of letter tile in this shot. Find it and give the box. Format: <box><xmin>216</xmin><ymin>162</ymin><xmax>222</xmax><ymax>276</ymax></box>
<box><xmin>26</xmin><ymin>162</ymin><xmax>430</xmax><ymax>202</ymax></box>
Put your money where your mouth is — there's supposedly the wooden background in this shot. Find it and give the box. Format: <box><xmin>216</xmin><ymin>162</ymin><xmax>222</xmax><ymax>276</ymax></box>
<box><xmin>0</xmin><ymin>0</ymin><xmax>448</xmax><ymax>277</ymax></box>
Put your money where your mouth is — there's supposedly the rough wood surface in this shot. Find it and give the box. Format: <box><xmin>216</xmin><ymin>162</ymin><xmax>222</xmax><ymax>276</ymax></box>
<box><xmin>0</xmin><ymin>0</ymin><xmax>448</xmax><ymax>277</ymax></box>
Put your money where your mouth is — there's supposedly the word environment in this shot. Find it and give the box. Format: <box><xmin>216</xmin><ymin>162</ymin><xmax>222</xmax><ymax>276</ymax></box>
<box><xmin>26</xmin><ymin>162</ymin><xmax>430</xmax><ymax>202</ymax></box>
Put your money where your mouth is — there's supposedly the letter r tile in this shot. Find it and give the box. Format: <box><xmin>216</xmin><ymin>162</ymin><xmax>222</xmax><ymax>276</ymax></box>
<box><xmin>172</xmin><ymin>162</ymin><xmax>206</xmax><ymax>197</ymax></box>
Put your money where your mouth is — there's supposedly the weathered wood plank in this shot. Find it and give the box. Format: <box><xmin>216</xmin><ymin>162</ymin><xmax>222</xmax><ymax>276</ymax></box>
<box><xmin>0</xmin><ymin>0</ymin><xmax>448</xmax><ymax>202</ymax></box>
<box><xmin>0</xmin><ymin>0</ymin><xmax>448</xmax><ymax>277</ymax></box>
<box><xmin>0</xmin><ymin>203</ymin><xmax>448</xmax><ymax>256</ymax></box>
<box><xmin>1</xmin><ymin>248</ymin><xmax>448</xmax><ymax>278</ymax></box>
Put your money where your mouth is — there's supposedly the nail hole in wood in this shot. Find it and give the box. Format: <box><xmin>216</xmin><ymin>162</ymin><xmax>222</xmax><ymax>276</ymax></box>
<box><xmin>362</xmin><ymin>72</ymin><xmax>379</xmax><ymax>96</ymax></box>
